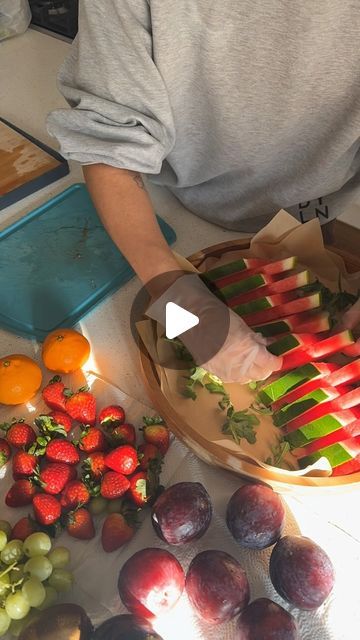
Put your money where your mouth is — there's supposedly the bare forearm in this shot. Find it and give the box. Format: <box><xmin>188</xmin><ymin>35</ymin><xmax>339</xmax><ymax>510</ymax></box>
<box><xmin>83</xmin><ymin>164</ymin><xmax>180</xmax><ymax>289</ymax></box>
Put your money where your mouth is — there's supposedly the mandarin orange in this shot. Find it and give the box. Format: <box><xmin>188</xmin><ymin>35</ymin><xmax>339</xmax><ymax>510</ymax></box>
<box><xmin>0</xmin><ymin>354</ymin><xmax>42</xmax><ymax>405</ymax></box>
<box><xmin>42</xmin><ymin>328</ymin><xmax>90</xmax><ymax>373</ymax></box>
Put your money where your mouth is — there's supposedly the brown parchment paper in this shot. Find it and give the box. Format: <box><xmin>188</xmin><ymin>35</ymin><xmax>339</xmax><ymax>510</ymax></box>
<box><xmin>138</xmin><ymin>212</ymin><xmax>360</xmax><ymax>479</ymax></box>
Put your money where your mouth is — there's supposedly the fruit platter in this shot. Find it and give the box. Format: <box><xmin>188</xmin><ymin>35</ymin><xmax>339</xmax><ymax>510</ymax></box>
<box><xmin>139</xmin><ymin>213</ymin><xmax>360</xmax><ymax>490</ymax></box>
<box><xmin>0</xmin><ymin>311</ymin><xmax>359</xmax><ymax>638</ymax></box>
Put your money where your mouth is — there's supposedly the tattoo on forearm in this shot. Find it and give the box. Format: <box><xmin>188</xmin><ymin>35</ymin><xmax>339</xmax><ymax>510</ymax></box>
<box><xmin>133</xmin><ymin>173</ymin><xmax>145</xmax><ymax>190</ymax></box>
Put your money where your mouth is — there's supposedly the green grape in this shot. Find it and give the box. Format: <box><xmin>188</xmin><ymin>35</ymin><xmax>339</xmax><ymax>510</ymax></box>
<box><xmin>24</xmin><ymin>556</ymin><xmax>53</xmax><ymax>582</ymax></box>
<box><xmin>36</xmin><ymin>586</ymin><xmax>57</xmax><ymax>611</ymax></box>
<box><xmin>107</xmin><ymin>498</ymin><xmax>123</xmax><ymax>514</ymax></box>
<box><xmin>0</xmin><ymin>574</ymin><xmax>10</xmax><ymax>597</ymax></box>
<box><xmin>23</xmin><ymin>532</ymin><xmax>52</xmax><ymax>558</ymax></box>
<box><xmin>0</xmin><ymin>540</ymin><xmax>23</xmax><ymax>565</ymax></box>
<box><xmin>47</xmin><ymin>546</ymin><xmax>70</xmax><ymax>569</ymax></box>
<box><xmin>48</xmin><ymin>569</ymin><xmax>73</xmax><ymax>593</ymax></box>
<box><xmin>0</xmin><ymin>521</ymin><xmax>11</xmax><ymax>539</ymax></box>
<box><xmin>0</xmin><ymin>531</ymin><xmax>7</xmax><ymax>553</ymax></box>
<box><xmin>5</xmin><ymin>592</ymin><xmax>30</xmax><ymax>620</ymax></box>
<box><xmin>10</xmin><ymin>564</ymin><xmax>25</xmax><ymax>585</ymax></box>
<box><xmin>22</xmin><ymin>577</ymin><xmax>46</xmax><ymax>608</ymax></box>
<box><xmin>0</xmin><ymin>609</ymin><xmax>11</xmax><ymax>637</ymax></box>
<box><xmin>89</xmin><ymin>496</ymin><xmax>108</xmax><ymax>516</ymax></box>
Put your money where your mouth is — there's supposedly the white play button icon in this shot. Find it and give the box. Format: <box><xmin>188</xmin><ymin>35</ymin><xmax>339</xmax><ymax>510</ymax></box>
<box><xmin>165</xmin><ymin>302</ymin><xmax>200</xmax><ymax>340</ymax></box>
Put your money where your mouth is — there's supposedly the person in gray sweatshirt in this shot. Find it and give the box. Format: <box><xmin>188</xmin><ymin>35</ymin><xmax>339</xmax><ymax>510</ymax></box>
<box><xmin>47</xmin><ymin>1</ymin><xmax>360</xmax><ymax>380</ymax></box>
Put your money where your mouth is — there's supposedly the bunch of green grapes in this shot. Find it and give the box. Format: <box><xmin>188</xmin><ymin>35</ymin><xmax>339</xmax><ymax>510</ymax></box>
<box><xmin>0</xmin><ymin>522</ymin><xmax>73</xmax><ymax>638</ymax></box>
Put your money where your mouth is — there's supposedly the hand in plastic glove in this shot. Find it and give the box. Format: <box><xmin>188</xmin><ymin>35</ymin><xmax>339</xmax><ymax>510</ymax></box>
<box><xmin>146</xmin><ymin>273</ymin><xmax>282</xmax><ymax>383</ymax></box>
<box><xmin>336</xmin><ymin>298</ymin><xmax>360</xmax><ymax>357</ymax></box>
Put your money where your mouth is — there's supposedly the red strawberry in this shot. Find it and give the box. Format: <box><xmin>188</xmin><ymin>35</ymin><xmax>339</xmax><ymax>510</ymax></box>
<box><xmin>5</xmin><ymin>479</ymin><xmax>37</xmax><ymax>507</ymax></box>
<box><xmin>110</xmin><ymin>423</ymin><xmax>136</xmax><ymax>446</ymax></box>
<box><xmin>65</xmin><ymin>389</ymin><xmax>96</xmax><ymax>425</ymax></box>
<box><xmin>38</xmin><ymin>462</ymin><xmax>74</xmax><ymax>495</ymax></box>
<box><xmin>60</xmin><ymin>480</ymin><xmax>90</xmax><ymax>511</ymax></box>
<box><xmin>12</xmin><ymin>450</ymin><xmax>37</xmax><ymax>479</ymax></box>
<box><xmin>45</xmin><ymin>439</ymin><xmax>80</xmax><ymax>465</ymax></box>
<box><xmin>82</xmin><ymin>452</ymin><xmax>107</xmax><ymax>480</ymax></box>
<box><xmin>0</xmin><ymin>437</ymin><xmax>11</xmax><ymax>468</ymax></box>
<box><xmin>142</xmin><ymin>417</ymin><xmax>170</xmax><ymax>456</ymax></box>
<box><xmin>100</xmin><ymin>471</ymin><xmax>130</xmax><ymax>500</ymax></box>
<box><xmin>33</xmin><ymin>494</ymin><xmax>61</xmax><ymax>526</ymax></box>
<box><xmin>66</xmin><ymin>508</ymin><xmax>95</xmax><ymax>540</ymax></box>
<box><xmin>138</xmin><ymin>443</ymin><xmax>163</xmax><ymax>471</ymax></box>
<box><xmin>127</xmin><ymin>471</ymin><xmax>150</xmax><ymax>508</ymax></box>
<box><xmin>79</xmin><ymin>427</ymin><xmax>107</xmax><ymax>453</ymax></box>
<box><xmin>10</xmin><ymin>517</ymin><xmax>38</xmax><ymax>541</ymax></box>
<box><xmin>1</xmin><ymin>420</ymin><xmax>36</xmax><ymax>450</ymax></box>
<box><xmin>101</xmin><ymin>513</ymin><xmax>135</xmax><ymax>552</ymax></box>
<box><xmin>49</xmin><ymin>411</ymin><xmax>72</xmax><ymax>434</ymax></box>
<box><xmin>104</xmin><ymin>445</ymin><xmax>138</xmax><ymax>476</ymax></box>
<box><xmin>99</xmin><ymin>405</ymin><xmax>125</xmax><ymax>428</ymax></box>
<box><xmin>42</xmin><ymin>376</ymin><xmax>67</xmax><ymax>411</ymax></box>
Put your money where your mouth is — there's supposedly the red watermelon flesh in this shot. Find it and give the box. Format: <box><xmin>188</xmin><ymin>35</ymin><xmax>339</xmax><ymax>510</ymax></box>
<box><xmin>242</xmin><ymin>293</ymin><xmax>321</xmax><ymax>326</ymax></box>
<box><xmin>280</xmin><ymin>330</ymin><xmax>354</xmax><ymax>370</ymax></box>
<box><xmin>254</xmin><ymin>311</ymin><xmax>331</xmax><ymax>338</ymax></box>
<box><xmin>294</xmin><ymin>418</ymin><xmax>360</xmax><ymax>457</ymax></box>
<box><xmin>227</xmin><ymin>270</ymin><xmax>309</xmax><ymax>306</ymax></box>
<box><xmin>285</xmin><ymin>408</ymin><xmax>360</xmax><ymax>449</ymax></box>
<box><xmin>204</xmin><ymin>257</ymin><xmax>269</xmax><ymax>282</ymax></box>
<box><xmin>214</xmin><ymin>256</ymin><xmax>297</xmax><ymax>288</ymax></box>
<box><xmin>327</xmin><ymin>359</ymin><xmax>360</xmax><ymax>387</ymax></box>
<box><xmin>281</xmin><ymin>386</ymin><xmax>357</xmax><ymax>434</ymax></box>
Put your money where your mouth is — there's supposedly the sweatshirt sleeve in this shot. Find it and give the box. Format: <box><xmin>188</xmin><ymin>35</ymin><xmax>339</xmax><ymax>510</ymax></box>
<box><xmin>47</xmin><ymin>0</ymin><xmax>176</xmax><ymax>173</ymax></box>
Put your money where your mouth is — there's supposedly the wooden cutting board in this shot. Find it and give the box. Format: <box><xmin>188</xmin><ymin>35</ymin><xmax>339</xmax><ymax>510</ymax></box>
<box><xmin>0</xmin><ymin>120</ymin><xmax>62</xmax><ymax>197</ymax></box>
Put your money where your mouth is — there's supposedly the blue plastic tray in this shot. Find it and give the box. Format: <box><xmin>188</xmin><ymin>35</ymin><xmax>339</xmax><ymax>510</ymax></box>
<box><xmin>0</xmin><ymin>184</ymin><xmax>176</xmax><ymax>340</ymax></box>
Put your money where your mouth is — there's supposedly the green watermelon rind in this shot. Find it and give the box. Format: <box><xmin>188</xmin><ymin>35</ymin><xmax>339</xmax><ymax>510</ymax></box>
<box><xmin>268</xmin><ymin>334</ymin><xmax>302</xmax><ymax>356</ymax></box>
<box><xmin>220</xmin><ymin>273</ymin><xmax>266</xmax><ymax>299</ymax></box>
<box><xmin>299</xmin><ymin>442</ymin><xmax>353</xmax><ymax>469</ymax></box>
<box><xmin>285</xmin><ymin>414</ymin><xmax>344</xmax><ymax>448</ymax></box>
<box><xmin>204</xmin><ymin>259</ymin><xmax>247</xmax><ymax>281</ymax></box>
<box><xmin>258</xmin><ymin>363</ymin><xmax>322</xmax><ymax>406</ymax></box>
<box><xmin>273</xmin><ymin>388</ymin><xmax>330</xmax><ymax>427</ymax></box>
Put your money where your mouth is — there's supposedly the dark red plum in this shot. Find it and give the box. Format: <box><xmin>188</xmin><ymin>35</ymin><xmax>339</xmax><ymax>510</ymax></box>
<box><xmin>118</xmin><ymin>548</ymin><xmax>185</xmax><ymax>618</ymax></box>
<box><xmin>185</xmin><ymin>549</ymin><xmax>250</xmax><ymax>624</ymax></box>
<box><xmin>270</xmin><ymin>535</ymin><xmax>335</xmax><ymax>610</ymax></box>
<box><xmin>226</xmin><ymin>484</ymin><xmax>285</xmax><ymax>549</ymax></box>
<box><xmin>93</xmin><ymin>615</ymin><xmax>164</xmax><ymax>640</ymax></box>
<box><xmin>151</xmin><ymin>482</ymin><xmax>212</xmax><ymax>545</ymax></box>
<box><xmin>236</xmin><ymin>598</ymin><xmax>299</xmax><ymax>639</ymax></box>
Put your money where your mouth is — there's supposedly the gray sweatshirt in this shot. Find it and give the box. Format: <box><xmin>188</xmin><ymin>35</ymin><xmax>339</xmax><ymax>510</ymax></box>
<box><xmin>47</xmin><ymin>0</ymin><xmax>360</xmax><ymax>232</ymax></box>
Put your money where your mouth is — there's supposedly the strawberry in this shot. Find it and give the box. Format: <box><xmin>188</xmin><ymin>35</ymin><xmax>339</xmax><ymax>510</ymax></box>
<box><xmin>0</xmin><ymin>437</ymin><xmax>11</xmax><ymax>468</ymax></box>
<box><xmin>101</xmin><ymin>512</ymin><xmax>135</xmax><ymax>552</ymax></box>
<box><xmin>79</xmin><ymin>427</ymin><xmax>107</xmax><ymax>453</ymax></box>
<box><xmin>12</xmin><ymin>450</ymin><xmax>37</xmax><ymax>479</ymax></box>
<box><xmin>82</xmin><ymin>451</ymin><xmax>107</xmax><ymax>481</ymax></box>
<box><xmin>60</xmin><ymin>480</ymin><xmax>90</xmax><ymax>511</ymax></box>
<box><xmin>66</xmin><ymin>508</ymin><xmax>95</xmax><ymax>540</ymax></box>
<box><xmin>48</xmin><ymin>411</ymin><xmax>72</xmax><ymax>434</ymax></box>
<box><xmin>42</xmin><ymin>376</ymin><xmax>67</xmax><ymax>411</ymax></box>
<box><xmin>5</xmin><ymin>479</ymin><xmax>37</xmax><ymax>507</ymax></box>
<box><xmin>100</xmin><ymin>471</ymin><xmax>130</xmax><ymax>500</ymax></box>
<box><xmin>99</xmin><ymin>405</ymin><xmax>125</xmax><ymax>428</ymax></box>
<box><xmin>10</xmin><ymin>516</ymin><xmax>38</xmax><ymax>541</ymax></box>
<box><xmin>142</xmin><ymin>417</ymin><xmax>170</xmax><ymax>456</ymax></box>
<box><xmin>138</xmin><ymin>443</ymin><xmax>163</xmax><ymax>471</ymax></box>
<box><xmin>127</xmin><ymin>471</ymin><xmax>150</xmax><ymax>508</ymax></box>
<box><xmin>45</xmin><ymin>439</ymin><xmax>80</xmax><ymax>465</ymax></box>
<box><xmin>104</xmin><ymin>445</ymin><xmax>138</xmax><ymax>476</ymax></box>
<box><xmin>38</xmin><ymin>462</ymin><xmax>74</xmax><ymax>495</ymax></box>
<box><xmin>110</xmin><ymin>423</ymin><xmax>136</xmax><ymax>446</ymax></box>
<box><xmin>0</xmin><ymin>420</ymin><xmax>36</xmax><ymax>450</ymax></box>
<box><xmin>33</xmin><ymin>494</ymin><xmax>61</xmax><ymax>526</ymax></box>
<box><xmin>65</xmin><ymin>388</ymin><xmax>96</xmax><ymax>425</ymax></box>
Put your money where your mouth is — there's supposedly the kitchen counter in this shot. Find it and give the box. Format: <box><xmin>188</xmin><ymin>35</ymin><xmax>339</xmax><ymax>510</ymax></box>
<box><xmin>1</xmin><ymin>29</ymin><xmax>360</xmax><ymax>571</ymax></box>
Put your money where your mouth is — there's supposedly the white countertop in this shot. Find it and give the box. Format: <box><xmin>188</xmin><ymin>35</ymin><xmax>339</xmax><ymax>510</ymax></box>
<box><xmin>1</xmin><ymin>29</ymin><xmax>360</xmax><ymax>576</ymax></box>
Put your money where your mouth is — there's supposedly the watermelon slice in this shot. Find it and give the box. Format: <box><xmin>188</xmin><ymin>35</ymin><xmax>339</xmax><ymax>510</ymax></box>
<box><xmin>258</xmin><ymin>362</ymin><xmax>338</xmax><ymax>406</ymax></box>
<box><xmin>226</xmin><ymin>271</ymin><xmax>310</xmax><ymax>307</ymax></box>
<box><xmin>204</xmin><ymin>258</ymin><xmax>268</xmax><ymax>282</ymax></box>
<box><xmin>298</xmin><ymin>436</ymin><xmax>360</xmax><ymax>476</ymax></box>
<box><xmin>268</xmin><ymin>333</ymin><xmax>321</xmax><ymax>357</ymax></box>
<box><xmin>213</xmin><ymin>257</ymin><xmax>297</xmax><ymax>288</ymax></box>
<box><xmin>253</xmin><ymin>311</ymin><xmax>331</xmax><ymax>338</ymax></box>
<box><xmin>285</xmin><ymin>409</ymin><xmax>360</xmax><ymax>449</ymax></box>
<box><xmin>273</xmin><ymin>386</ymin><xmax>342</xmax><ymax>428</ymax></box>
<box><xmin>281</xmin><ymin>386</ymin><xmax>359</xmax><ymax>434</ymax></box>
<box><xmin>327</xmin><ymin>359</ymin><xmax>360</xmax><ymax>387</ymax></box>
<box><xmin>232</xmin><ymin>291</ymin><xmax>300</xmax><ymax>317</ymax></box>
<box><xmin>271</xmin><ymin>374</ymin><xmax>340</xmax><ymax>412</ymax></box>
<box><xmin>281</xmin><ymin>331</ymin><xmax>354</xmax><ymax>371</ymax></box>
<box><xmin>239</xmin><ymin>293</ymin><xmax>322</xmax><ymax>326</ymax></box>
<box><xmin>291</xmin><ymin>416</ymin><xmax>360</xmax><ymax>455</ymax></box>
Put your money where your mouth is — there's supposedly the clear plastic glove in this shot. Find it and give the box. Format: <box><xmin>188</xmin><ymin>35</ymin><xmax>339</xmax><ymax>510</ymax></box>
<box><xmin>146</xmin><ymin>273</ymin><xmax>282</xmax><ymax>383</ymax></box>
<box><xmin>336</xmin><ymin>298</ymin><xmax>360</xmax><ymax>357</ymax></box>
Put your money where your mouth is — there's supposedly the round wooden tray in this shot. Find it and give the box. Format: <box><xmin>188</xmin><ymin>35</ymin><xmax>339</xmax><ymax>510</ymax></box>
<box><xmin>140</xmin><ymin>238</ymin><xmax>360</xmax><ymax>493</ymax></box>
